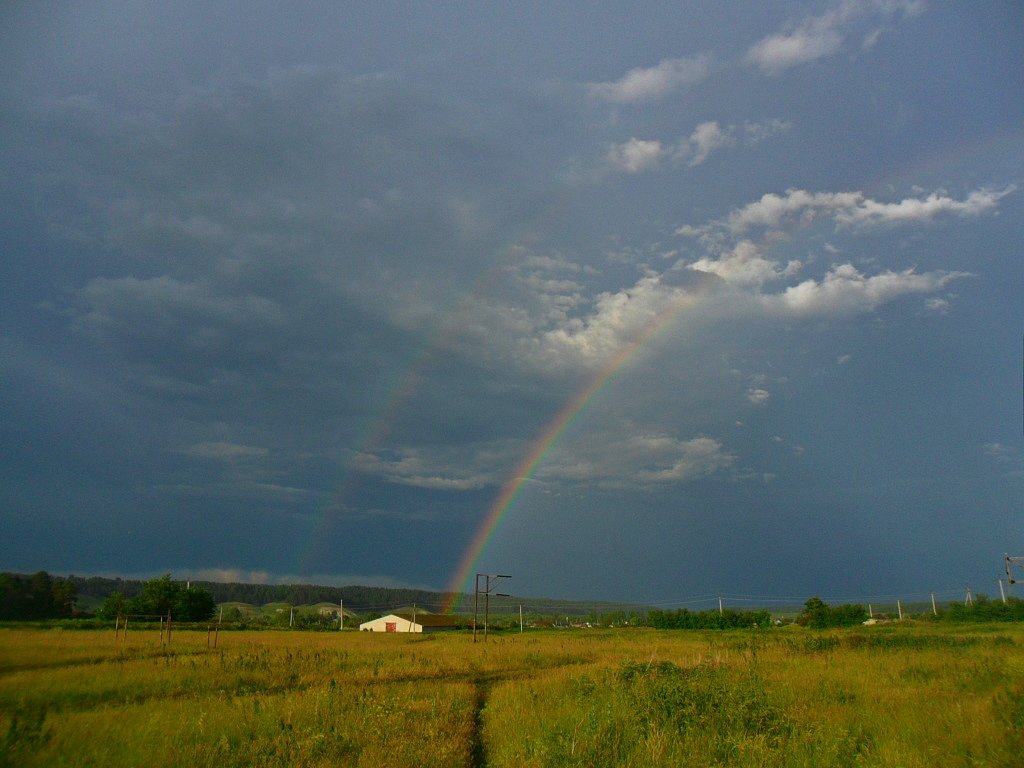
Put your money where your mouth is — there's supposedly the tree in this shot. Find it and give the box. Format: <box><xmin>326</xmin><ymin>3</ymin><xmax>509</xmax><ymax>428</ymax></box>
<box><xmin>129</xmin><ymin>574</ymin><xmax>178</xmax><ymax>616</ymax></box>
<box><xmin>0</xmin><ymin>571</ymin><xmax>77</xmax><ymax>619</ymax></box>
<box><xmin>119</xmin><ymin>575</ymin><xmax>216</xmax><ymax>622</ymax></box>
<box><xmin>799</xmin><ymin>597</ymin><xmax>866</xmax><ymax>628</ymax></box>
<box><xmin>799</xmin><ymin>597</ymin><xmax>830</xmax><ymax>628</ymax></box>
<box><xmin>51</xmin><ymin>578</ymin><xmax>78</xmax><ymax>616</ymax></box>
<box><xmin>96</xmin><ymin>592</ymin><xmax>128</xmax><ymax>620</ymax></box>
<box><xmin>175</xmin><ymin>584</ymin><xmax>216</xmax><ymax>622</ymax></box>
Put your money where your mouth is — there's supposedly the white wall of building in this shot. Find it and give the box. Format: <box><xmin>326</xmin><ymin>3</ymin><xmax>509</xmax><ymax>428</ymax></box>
<box><xmin>359</xmin><ymin>614</ymin><xmax>420</xmax><ymax>633</ymax></box>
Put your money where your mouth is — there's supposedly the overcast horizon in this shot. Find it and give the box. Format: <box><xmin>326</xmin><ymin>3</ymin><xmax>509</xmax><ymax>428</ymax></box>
<box><xmin>2</xmin><ymin>2</ymin><xmax>1022</xmax><ymax>606</ymax></box>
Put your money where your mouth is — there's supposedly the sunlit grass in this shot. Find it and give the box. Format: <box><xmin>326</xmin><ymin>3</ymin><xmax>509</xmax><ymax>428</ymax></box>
<box><xmin>2</xmin><ymin>624</ymin><xmax>1022</xmax><ymax>766</ymax></box>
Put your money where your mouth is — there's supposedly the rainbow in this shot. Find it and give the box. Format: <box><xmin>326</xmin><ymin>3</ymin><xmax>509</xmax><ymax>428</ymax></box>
<box><xmin>297</xmin><ymin>193</ymin><xmax>578</xmax><ymax>575</ymax></box>
<box><xmin>442</xmin><ymin>290</ymin><xmax>699</xmax><ymax>612</ymax></box>
<box><xmin>309</xmin><ymin>126</ymin><xmax>1024</xmax><ymax>592</ymax></box>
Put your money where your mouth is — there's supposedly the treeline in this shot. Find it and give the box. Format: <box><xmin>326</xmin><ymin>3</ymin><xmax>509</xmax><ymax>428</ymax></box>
<box><xmin>66</xmin><ymin>574</ymin><xmax>452</xmax><ymax>613</ymax></box>
<box><xmin>0</xmin><ymin>572</ymin><xmax>78</xmax><ymax>619</ymax></box>
<box><xmin>939</xmin><ymin>594</ymin><xmax>1024</xmax><ymax>622</ymax></box>
<box><xmin>647</xmin><ymin>607</ymin><xmax>772</xmax><ymax>630</ymax></box>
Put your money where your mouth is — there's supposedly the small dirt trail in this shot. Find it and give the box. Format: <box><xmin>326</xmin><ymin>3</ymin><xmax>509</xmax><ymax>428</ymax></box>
<box><xmin>468</xmin><ymin>676</ymin><xmax>490</xmax><ymax>768</ymax></box>
<box><xmin>467</xmin><ymin>671</ymin><xmax>519</xmax><ymax>768</ymax></box>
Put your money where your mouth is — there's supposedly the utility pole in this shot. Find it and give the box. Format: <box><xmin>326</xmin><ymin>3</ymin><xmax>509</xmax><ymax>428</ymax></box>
<box><xmin>339</xmin><ymin>599</ymin><xmax>344</xmax><ymax>630</ymax></box>
<box><xmin>965</xmin><ymin>587</ymin><xmax>973</xmax><ymax>606</ymax></box>
<box><xmin>897</xmin><ymin>600</ymin><xmax>903</xmax><ymax>621</ymax></box>
<box><xmin>999</xmin><ymin>580</ymin><xmax>1007</xmax><ymax>604</ymax></box>
<box><xmin>519</xmin><ymin>604</ymin><xmax>524</xmax><ymax>634</ymax></box>
<box><xmin>1006</xmin><ymin>554</ymin><xmax>1024</xmax><ymax>593</ymax></box>
<box><xmin>473</xmin><ymin>575</ymin><xmax>479</xmax><ymax>642</ymax></box>
<box><xmin>473</xmin><ymin>574</ymin><xmax>511</xmax><ymax>643</ymax></box>
<box><xmin>718</xmin><ymin>597</ymin><xmax>723</xmax><ymax>616</ymax></box>
<box><xmin>930</xmin><ymin>592</ymin><xmax>937</xmax><ymax>616</ymax></box>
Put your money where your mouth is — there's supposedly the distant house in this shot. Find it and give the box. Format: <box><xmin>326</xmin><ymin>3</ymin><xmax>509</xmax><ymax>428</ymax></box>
<box><xmin>359</xmin><ymin>612</ymin><xmax>458</xmax><ymax>633</ymax></box>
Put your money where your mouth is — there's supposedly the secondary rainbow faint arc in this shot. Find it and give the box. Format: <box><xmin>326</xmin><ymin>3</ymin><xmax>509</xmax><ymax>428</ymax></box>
<box><xmin>443</xmin><ymin>291</ymin><xmax>698</xmax><ymax>613</ymax></box>
<box><xmin>295</xmin><ymin>189</ymin><xmax>581</xmax><ymax>575</ymax></box>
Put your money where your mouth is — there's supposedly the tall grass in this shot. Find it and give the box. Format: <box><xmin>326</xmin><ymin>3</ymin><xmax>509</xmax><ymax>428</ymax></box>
<box><xmin>1</xmin><ymin>624</ymin><xmax>1022</xmax><ymax>767</ymax></box>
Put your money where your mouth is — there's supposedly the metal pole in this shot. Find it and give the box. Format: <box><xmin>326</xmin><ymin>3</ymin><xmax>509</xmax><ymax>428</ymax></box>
<box><xmin>484</xmin><ymin>575</ymin><xmax>490</xmax><ymax>642</ymax></box>
<box><xmin>473</xmin><ymin>574</ymin><xmax>480</xmax><ymax>643</ymax></box>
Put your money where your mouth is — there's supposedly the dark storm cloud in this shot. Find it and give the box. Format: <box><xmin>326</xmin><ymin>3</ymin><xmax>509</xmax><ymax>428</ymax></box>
<box><xmin>2</xmin><ymin>2</ymin><xmax>1022</xmax><ymax>599</ymax></box>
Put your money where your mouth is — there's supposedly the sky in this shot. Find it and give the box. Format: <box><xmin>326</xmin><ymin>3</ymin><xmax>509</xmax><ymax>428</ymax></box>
<box><xmin>2</xmin><ymin>1</ymin><xmax>1022</xmax><ymax>607</ymax></box>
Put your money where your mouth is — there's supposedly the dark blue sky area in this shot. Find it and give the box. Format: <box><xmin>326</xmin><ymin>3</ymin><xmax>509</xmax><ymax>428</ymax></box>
<box><xmin>2</xmin><ymin>2</ymin><xmax>1022</xmax><ymax>605</ymax></box>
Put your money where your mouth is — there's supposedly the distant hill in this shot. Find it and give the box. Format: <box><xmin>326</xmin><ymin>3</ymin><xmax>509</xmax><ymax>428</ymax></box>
<box><xmin>65</xmin><ymin>575</ymin><xmax>452</xmax><ymax>613</ymax></box>
<box><xmin>59</xmin><ymin>574</ymin><xmax>651</xmax><ymax>617</ymax></box>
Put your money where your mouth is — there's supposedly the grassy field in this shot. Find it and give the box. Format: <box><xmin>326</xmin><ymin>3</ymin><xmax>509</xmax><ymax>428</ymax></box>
<box><xmin>1</xmin><ymin>623</ymin><xmax>1022</xmax><ymax>767</ymax></box>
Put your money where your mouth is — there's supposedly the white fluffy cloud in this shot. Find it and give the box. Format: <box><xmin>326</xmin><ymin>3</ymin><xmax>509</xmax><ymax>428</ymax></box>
<box><xmin>537</xmin><ymin>431</ymin><xmax>735</xmax><ymax>488</ymax></box>
<box><xmin>352</xmin><ymin>431</ymin><xmax>737</xmax><ymax>493</ymax></box>
<box><xmin>634</xmin><ymin>436</ymin><xmax>735</xmax><ymax>484</ymax></box>
<box><xmin>672</xmin><ymin>187</ymin><xmax>997</xmax><ymax>316</ymax></box>
<box><xmin>588</xmin><ymin>55</ymin><xmax>710</xmax><ymax>103</ymax></box>
<box><xmin>747</xmin><ymin>22</ymin><xmax>843</xmax><ymax>74</ymax></box>
<box><xmin>835</xmin><ymin>188</ymin><xmax>1015</xmax><ymax>228</ymax></box>
<box><xmin>607</xmin><ymin>138</ymin><xmax>664</xmax><ymax>173</ymax></box>
<box><xmin>353</xmin><ymin>447</ymin><xmax>499</xmax><ymax>491</ymax></box>
<box><xmin>764</xmin><ymin>265</ymin><xmax>968</xmax><ymax>316</ymax></box>
<box><xmin>747</xmin><ymin>0</ymin><xmax>925</xmax><ymax>74</ymax></box>
<box><xmin>747</xmin><ymin>388</ymin><xmax>771</xmax><ymax>405</ymax></box>
<box><xmin>685</xmin><ymin>121</ymin><xmax>734</xmax><ymax>166</ymax></box>
<box><xmin>688</xmin><ymin>239</ymin><xmax>802</xmax><ymax>286</ymax></box>
<box><xmin>534</xmin><ymin>273</ymin><xmax>707</xmax><ymax>372</ymax></box>
<box><xmin>608</xmin><ymin>119</ymin><xmax>790</xmax><ymax>173</ymax></box>
<box><xmin>725</xmin><ymin>187</ymin><xmax>1014</xmax><ymax>234</ymax></box>
<box><xmin>468</xmin><ymin>184</ymin><xmax>1005</xmax><ymax>379</ymax></box>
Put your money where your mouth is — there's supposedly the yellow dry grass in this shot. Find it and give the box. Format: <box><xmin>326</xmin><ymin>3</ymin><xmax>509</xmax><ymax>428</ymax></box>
<box><xmin>1</xmin><ymin>623</ymin><xmax>1021</xmax><ymax>767</ymax></box>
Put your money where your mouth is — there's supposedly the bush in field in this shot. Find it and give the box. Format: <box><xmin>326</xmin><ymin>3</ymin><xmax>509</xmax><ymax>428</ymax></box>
<box><xmin>798</xmin><ymin>597</ymin><xmax>867</xmax><ymax>628</ymax></box>
<box><xmin>620</xmin><ymin>660</ymin><xmax>791</xmax><ymax>760</ymax></box>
